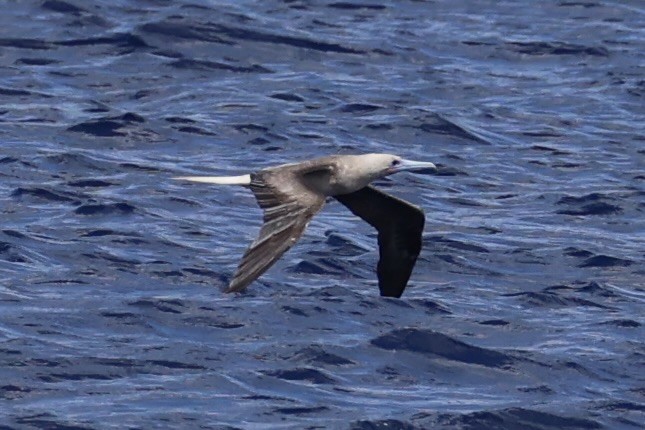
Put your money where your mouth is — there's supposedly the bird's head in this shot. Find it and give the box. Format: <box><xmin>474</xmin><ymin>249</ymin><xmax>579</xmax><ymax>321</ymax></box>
<box><xmin>359</xmin><ymin>153</ymin><xmax>437</xmax><ymax>180</ymax></box>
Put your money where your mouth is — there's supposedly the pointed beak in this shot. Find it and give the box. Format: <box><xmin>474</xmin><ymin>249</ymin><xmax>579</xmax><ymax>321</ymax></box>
<box><xmin>394</xmin><ymin>159</ymin><xmax>437</xmax><ymax>174</ymax></box>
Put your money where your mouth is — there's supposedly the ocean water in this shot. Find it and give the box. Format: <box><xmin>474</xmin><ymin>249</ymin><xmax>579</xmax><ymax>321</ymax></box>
<box><xmin>0</xmin><ymin>0</ymin><xmax>643</xmax><ymax>428</ymax></box>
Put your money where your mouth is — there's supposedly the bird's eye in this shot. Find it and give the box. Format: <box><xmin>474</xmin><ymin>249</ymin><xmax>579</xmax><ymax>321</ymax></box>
<box><xmin>391</xmin><ymin>159</ymin><xmax>401</xmax><ymax>166</ymax></box>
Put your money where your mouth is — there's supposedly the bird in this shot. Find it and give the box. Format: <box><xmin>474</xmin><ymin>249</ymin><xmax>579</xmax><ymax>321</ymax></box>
<box><xmin>174</xmin><ymin>153</ymin><xmax>437</xmax><ymax>298</ymax></box>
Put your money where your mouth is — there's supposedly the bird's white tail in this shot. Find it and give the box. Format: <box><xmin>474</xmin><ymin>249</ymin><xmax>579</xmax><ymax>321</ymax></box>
<box><xmin>173</xmin><ymin>174</ymin><xmax>251</xmax><ymax>185</ymax></box>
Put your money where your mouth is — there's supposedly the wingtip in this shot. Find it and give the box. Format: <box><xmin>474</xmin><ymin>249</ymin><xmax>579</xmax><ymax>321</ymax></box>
<box><xmin>225</xmin><ymin>278</ymin><xmax>249</xmax><ymax>294</ymax></box>
<box><xmin>224</xmin><ymin>286</ymin><xmax>239</xmax><ymax>294</ymax></box>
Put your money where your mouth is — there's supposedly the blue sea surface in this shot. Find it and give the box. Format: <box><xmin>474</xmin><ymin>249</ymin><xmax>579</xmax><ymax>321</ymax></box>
<box><xmin>0</xmin><ymin>1</ymin><xmax>643</xmax><ymax>428</ymax></box>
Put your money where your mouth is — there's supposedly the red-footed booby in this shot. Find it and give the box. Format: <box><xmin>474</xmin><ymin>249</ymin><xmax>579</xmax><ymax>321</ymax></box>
<box><xmin>174</xmin><ymin>154</ymin><xmax>437</xmax><ymax>298</ymax></box>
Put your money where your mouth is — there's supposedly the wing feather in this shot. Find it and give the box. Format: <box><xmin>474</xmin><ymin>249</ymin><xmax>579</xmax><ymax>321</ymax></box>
<box><xmin>226</xmin><ymin>174</ymin><xmax>324</xmax><ymax>293</ymax></box>
<box><xmin>334</xmin><ymin>186</ymin><xmax>425</xmax><ymax>298</ymax></box>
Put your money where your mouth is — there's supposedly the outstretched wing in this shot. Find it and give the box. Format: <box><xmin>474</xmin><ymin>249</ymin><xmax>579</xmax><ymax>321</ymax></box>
<box><xmin>226</xmin><ymin>172</ymin><xmax>325</xmax><ymax>293</ymax></box>
<box><xmin>334</xmin><ymin>186</ymin><xmax>425</xmax><ymax>298</ymax></box>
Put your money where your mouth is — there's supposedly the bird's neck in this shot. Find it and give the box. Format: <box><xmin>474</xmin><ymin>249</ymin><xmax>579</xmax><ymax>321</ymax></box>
<box><xmin>328</xmin><ymin>162</ymin><xmax>385</xmax><ymax>196</ymax></box>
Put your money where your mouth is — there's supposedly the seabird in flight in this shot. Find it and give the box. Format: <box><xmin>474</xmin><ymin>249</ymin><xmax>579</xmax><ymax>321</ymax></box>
<box><xmin>174</xmin><ymin>154</ymin><xmax>437</xmax><ymax>298</ymax></box>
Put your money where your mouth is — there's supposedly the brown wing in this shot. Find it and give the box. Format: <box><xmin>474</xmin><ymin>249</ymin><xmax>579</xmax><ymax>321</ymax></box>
<box><xmin>226</xmin><ymin>170</ymin><xmax>326</xmax><ymax>293</ymax></box>
<box><xmin>334</xmin><ymin>186</ymin><xmax>425</xmax><ymax>298</ymax></box>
